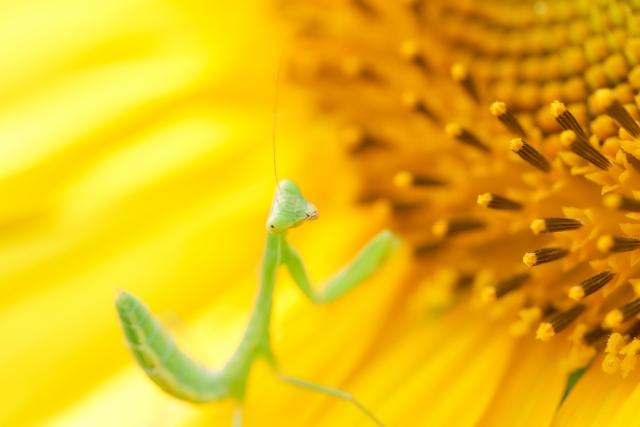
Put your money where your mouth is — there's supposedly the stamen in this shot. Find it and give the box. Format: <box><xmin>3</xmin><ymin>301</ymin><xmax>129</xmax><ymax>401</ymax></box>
<box><xmin>595</xmin><ymin>88</ymin><xmax>640</xmax><ymax>138</ymax></box>
<box><xmin>623</xmin><ymin>320</ymin><xmax>640</xmax><ymax>340</ymax></box>
<box><xmin>509</xmin><ymin>305</ymin><xmax>555</xmax><ymax>337</ymax></box>
<box><xmin>445</xmin><ymin>123</ymin><xmax>491</xmax><ymax>152</ymax></box>
<box><xmin>550</xmin><ymin>101</ymin><xmax>589</xmax><ymax>139</ymax></box>
<box><xmin>560</xmin><ymin>130</ymin><xmax>611</xmax><ymax>170</ymax></box>
<box><xmin>490</xmin><ymin>101</ymin><xmax>526</xmax><ymax>137</ymax></box>
<box><xmin>510</xmin><ymin>138</ymin><xmax>551</xmax><ymax>172</ymax></box>
<box><xmin>603</xmin><ymin>298</ymin><xmax>640</xmax><ymax>329</ymax></box>
<box><xmin>433</xmin><ymin>219</ymin><xmax>485</xmax><ymax>238</ymax></box>
<box><xmin>402</xmin><ymin>91</ymin><xmax>437</xmax><ymax>121</ymax></box>
<box><xmin>340</xmin><ymin>57</ymin><xmax>379</xmax><ymax>82</ymax></box>
<box><xmin>597</xmin><ymin>235</ymin><xmax>640</xmax><ymax>253</ymax></box>
<box><xmin>451</xmin><ymin>63</ymin><xmax>478</xmax><ymax>102</ymax></box>
<box><xmin>477</xmin><ymin>193</ymin><xmax>522</xmax><ymax>210</ymax></box>
<box><xmin>584</xmin><ymin>326</ymin><xmax>608</xmax><ymax>345</ymax></box>
<box><xmin>523</xmin><ymin>247</ymin><xmax>569</xmax><ymax>267</ymax></box>
<box><xmin>399</xmin><ymin>39</ymin><xmax>430</xmax><ymax>73</ymax></box>
<box><xmin>536</xmin><ymin>305</ymin><xmax>586</xmax><ymax>341</ymax></box>
<box><xmin>530</xmin><ymin>218</ymin><xmax>584</xmax><ymax>235</ymax></box>
<box><xmin>568</xmin><ymin>271</ymin><xmax>615</xmax><ymax>301</ymax></box>
<box><xmin>338</xmin><ymin>125</ymin><xmax>386</xmax><ymax>153</ymax></box>
<box><xmin>622</xmin><ymin>148</ymin><xmax>640</xmax><ymax>170</ymax></box>
<box><xmin>481</xmin><ymin>273</ymin><xmax>530</xmax><ymax>303</ymax></box>
<box><xmin>413</xmin><ymin>241</ymin><xmax>446</xmax><ymax>256</ymax></box>
<box><xmin>603</xmin><ymin>193</ymin><xmax>640</xmax><ymax>212</ymax></box>
<box><xmin>393</xmin><ymin>171</ymin><xmax>445</xmax><ymax>188</ymax></box>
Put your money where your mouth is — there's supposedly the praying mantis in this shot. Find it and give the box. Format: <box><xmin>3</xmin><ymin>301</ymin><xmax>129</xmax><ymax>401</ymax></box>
<box><xmin>115</xmin><ymin>176</ymin><xmax>400</xmax><ymax>426</ymax></box>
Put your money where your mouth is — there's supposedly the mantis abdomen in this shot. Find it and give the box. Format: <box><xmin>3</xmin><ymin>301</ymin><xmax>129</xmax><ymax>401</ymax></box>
<box><xmin>116</xmin><ymin>291</ymin><xmax>230</xmax><ymax>403</ymax></box>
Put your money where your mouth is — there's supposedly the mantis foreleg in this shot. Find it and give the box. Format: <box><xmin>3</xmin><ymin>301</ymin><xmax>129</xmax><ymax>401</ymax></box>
<box><xmin>281</xmin><ymin>230</ymin><xmax>399</xmax><ymax>304</ymax></box>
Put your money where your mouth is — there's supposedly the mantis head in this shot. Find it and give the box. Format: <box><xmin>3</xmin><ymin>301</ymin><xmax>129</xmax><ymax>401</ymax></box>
<box><xmin>266</xmin><ymin>179</ymin><xmax>318</xmax><ymax>234</ymax></box>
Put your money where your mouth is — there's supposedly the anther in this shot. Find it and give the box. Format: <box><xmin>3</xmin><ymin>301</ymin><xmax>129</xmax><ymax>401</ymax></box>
<box><xmin>490</xmin><ymin>101</ymin><xmax>526</xmax><ymax>137</ymax></box>
<box><xmin>451</xmin><ymin>63</ymin><xmax>479</xmax><ymax>102</ymax></box>
<box><xmin>597</xmin><ymin>235</ymin><xmax>640</xmax><ymax>253</ymax></box>
<box><xmin>510</xmin><ymin>138</ymin><xmax>551</xmax><ymax>172</ymax></box>
<box><xmin>594</xmin><ymin>88</ymin><xmax>640</xmax><ymax>139</ymax></box>
<box><xmin>568</xmin><ymin>271</ymin><xmax>615</xmax><ymax>301</ymax></box>
<box><xmin>550</xmin><ymin>101</ymin><xmax>589</xmax><ymax>139</ymax></box>
<box><xmin>338</xmin><ymin>125</ymin><xmax>386</xmax><ymax>153</ymax></box>
<box><xmin>584</xmin><ymin>326</ymin><xmax>609</xmax><ymax>345</ymax></box>
<box><xmin>413</xmin><ymin>241</ymin><xmax>446</xmax><ymax>256</ymax></box>
<box><xmin>402</xmin><ymin>91</ymin><xmax>437</xmax><ymax>121</ymax></box>
<box><xmin>530</xmin><ymin>218</ymin><xmax>584</xmax><ymax>235</ymax></box>
<box><xmin>477</xmin><ymin>193</ymin><xmax>522</xmax><ymax>210</ymax></box>
<box><xmin>536</xmin><ymin>305</ymin><xmax>586</xmax><ymax>341</ymax></box>
<box><xmin>399</xmin><ymin>39</ymin><xmax>430</xmax><ymax>73</ymax></box>
<box><xmin>523</xmin><ymin>247</ymin><xmax>569</xmax><ymax>267</ymax></box>
<box><xmin>340</xmin><ymin>57</ymin><xmax>377</xmax><ymax>81</ymax></box>
<box><xmin>433</xmin><ymin>219</ymin><xmax>484</xmax><ymax>238</ymax></box>
<box><xmin>481</xmin><ymin>273</ymin><xmax>530</xmax><ymax>303</ymax></box>
<box><xmin>560</xmin><ymin>130</ymin><xmax>611</xmax><ymax>170</ymax></box>
<box><xmin>393</xmin><ymin>171</ymin><xmax>444</xmax><ymax>188</ymax></box>
<box><xmin>603</xmin><ymin>298</ymin><xmax>640</xmax><ymax>329</ymax></box>
<box><xmin>623</xmin><ymin>320</ymin><xmax>640</xmax><ymax>340</ymax></box>
<box><xmin>445</xmin><ymin>123</ymin><xmax>490</xmax><ymax>152</ymax></box>
<box><xmin>603</xmin><ymin>193</ymin><xmax>640</xmax><ymax>212</ymax></box>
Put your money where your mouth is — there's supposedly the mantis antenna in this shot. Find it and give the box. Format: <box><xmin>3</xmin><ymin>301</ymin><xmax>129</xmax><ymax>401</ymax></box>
<box><xmin>272</xmin><ymin>53</ymin><xmax>284</xmax><ymax>192</ymax></box>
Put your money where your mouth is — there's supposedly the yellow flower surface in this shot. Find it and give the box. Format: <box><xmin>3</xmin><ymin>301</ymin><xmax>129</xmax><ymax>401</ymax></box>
<box><xmin>8</xmin><ymin>0</ymin><xmax>640</xmax><ymax>426</ymax></box>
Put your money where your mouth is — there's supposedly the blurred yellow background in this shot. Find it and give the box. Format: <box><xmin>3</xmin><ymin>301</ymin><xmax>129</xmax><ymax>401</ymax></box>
<box><xmin>1</xmin><ymin>0</ymin><xmax>398</xmax><ymax>426</ymax></box>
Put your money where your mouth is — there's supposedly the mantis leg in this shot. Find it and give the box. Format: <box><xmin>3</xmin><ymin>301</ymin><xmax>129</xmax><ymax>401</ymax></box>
<box><xmin>281</xmin><ymin>229</ymin><xmax>399</xmax><ymax>304</ymax></box>
<box><xmin>275</xmin><ymin>371</ymin><xmax>386</xmax><ymax>427</ymax></box>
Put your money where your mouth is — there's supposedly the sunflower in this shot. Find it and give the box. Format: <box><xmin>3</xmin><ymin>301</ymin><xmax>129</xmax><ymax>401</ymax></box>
<box><xmin>6</xmin><ymin>0</ymin><xmax>640</xmax><ymax>426</ymax></box>
<box><xmin>281</xmin><ymin>0</ymin><xmax>640</xmax><ymax>425</ymax></box>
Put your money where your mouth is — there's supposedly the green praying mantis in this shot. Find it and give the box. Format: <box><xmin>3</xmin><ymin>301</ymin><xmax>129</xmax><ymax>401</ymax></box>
<box><xmin>115</xmin><ymin>178</ymin><xmax>400</xmax><ymax>426</ymax></box>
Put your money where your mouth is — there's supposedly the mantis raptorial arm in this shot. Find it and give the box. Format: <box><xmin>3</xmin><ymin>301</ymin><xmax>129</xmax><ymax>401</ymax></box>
<box><xmin>282</xmin><ymin>230</ymin><xmax>400</xmax><ymax>304</ymax></box>
<box><xmin>115</xmin><ymin>180</ymin><xmax>398</xmax><ymax>426</ymax></box>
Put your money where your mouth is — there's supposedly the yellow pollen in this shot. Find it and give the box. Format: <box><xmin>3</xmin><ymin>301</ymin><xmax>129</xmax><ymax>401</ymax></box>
<box><xmin>620</xmin><ymin>338</ymin><xmax>640</xmax><ymax>377</ymax></box>
<box><xmin>594</xmin><ymin>88</ymin><xmax>617</xmax><ymax>110</ymax></box>
<box><xmin>560</xmin><ymin>130</ymin><xmax>577</xmax><ymax>147</ymax></box>
<box><xmin>522</xmin><ymin>252</ymin><xmax>537</xmax><ymax>267</ymax></box>
<box><xmin>549</xmin><ymin>100</ymin><xmax>566</xmax><ymax>118</ymax></box>
<box><xmin>432</xmin><ymin>220</ymin><xmax>449</xmax><ymax>239</ymax></box>
<box><xmin>509</xmin><ymin>138</ymin><xmax>524</xmax><ymax>152</ymax></box>
<box><xmin>603</xmin><ymin>354</ymin><xmax>622</xmax><ymax>374</ymax></box>
<box><xmin>603</xmin><ymin>193</ymin><xmax>623</xmax><ymax>209</ymax></box>
<box><xmin>536</xmin><ymin>323</ymin><xmax>555</xmax><ymax>341</ymax></box>
<box><xmin>401</xmin><ymin>91</ymin><xmax>419</xmax><ymax>109</ymax></box>
<box><xmin>477</xmin><ymin>193</ymin><xmax>492</xmax><ymax>208</ymax></box>
<box><xmin>489</xmin><ymin>101</ymin><xmax>507</xmax><ymax>116</ymax></box>
<box><xmin>606</xmin><ymin>332</ymin><xmax>625</xmax><ymax>353</ymax></box>
<box><xmin>603</xmin><ymin>309</ymin><xmax>624</xmax><ymax>329</ymax></box>
<box><xmin>393</xmin><ymin>171</ymin><xmax>414</xmax><ymax>188</ymax></box>
<box><xmin>481</xmin><ymin>286</ymin><xmax>497</xmax><ymax>303</ymax></box>
<box><xmin>509</xmin><ymin>306</ymin><xmax>543</xmax><ymax>337</ymax></box>
<box><xmin>569</xmin><ymin>286</ymin><xmax>586</xmax><ymax>301</ymax></box>
<box><xmin>339</xmin><ymin>125</ymin><xmax>364</xmax><ymax>149</ymax></box>
<box><xmin>530</xmin><ymin>219</ymin><xmax>547</xmax><ymax>235</ymax></box>
<box><xmin>444</xmin><ymin>123</ymin><xmax>463</xmax><ymax>138</ymax></box>
<box><xmin>450</xmin><ymin>63</ymin><xmax>468</xmax><ymax>81</ymax></box>
<box><xmin>399</xmin><ymin>39</ymin><xmax>419</xmax><ymax>60</ymax></box>
<box><xmin>341</xmin><ymin>57</ymin><xmax>362</xmax><ymax>78</ymax></box>
<box><xmin>597</xmin><ymin>235</ymin><xmax>615</xmax><ymax>253</ymax></box>
<box><xmin>371</xmin><ymin>198</ymin><xmax>392</xmax><ymax>220</ymax></box>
